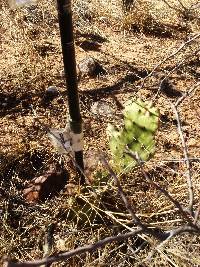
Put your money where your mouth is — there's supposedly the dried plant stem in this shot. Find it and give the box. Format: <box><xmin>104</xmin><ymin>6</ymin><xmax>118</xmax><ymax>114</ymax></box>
<box><xmin>4</xmin><ymin>229</ymin><xmax>143</xmax><ymax>267</ymax></box>
<box><xmin>142</xmin><ymin>33</ymin><xmax>200</xmax><ymax>83</ymax></box>
<box><xmin>177</xmin><ymin>0</ymin><xmax>187</xmax><ymax>11</ymax></box>
<box><xmin>100</xmin><ymin>155</ymin><xmax>144</xmax><ymax>228</ymax></box>
<box><xmin>125</xmin><ymin>150</ymin><xmax>196</xmax><ymax>227</ymax></box>
<box><xmin>172</xmin><ymin>104</ymin><xmax>194</xmax><ymax>216</ymax></box>
<box><xmin>194</xmin><ymin>204</ymin><xmax>200</xmax><ymax>225</ymax></box>
<box><xmin>100</xmin><ymin>156</ymin><xmax>172</xmax><ymax>241</ymax></box>
<box><xmin>161</xmin><ymin>0</ymin><xmax>184</xmax><ymax>13</ymax></box>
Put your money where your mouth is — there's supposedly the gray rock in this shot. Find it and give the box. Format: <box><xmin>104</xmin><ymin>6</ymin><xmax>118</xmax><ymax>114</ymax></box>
<box><xmin>78</xmin><ymin>57</ymin><xmax>105</xmax><ymax>77</ymax></box>
<box><xmin>46</xmin><ymin>86</ymin><xmax>59</xmax><ymax>96</ymax></box>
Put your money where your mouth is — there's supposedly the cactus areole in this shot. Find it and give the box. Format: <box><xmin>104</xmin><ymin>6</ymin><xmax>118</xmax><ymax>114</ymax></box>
<box><xmin>56</xmin><ymin>0</ymin><xmax>84</xmax><ymax>183</ymax></box>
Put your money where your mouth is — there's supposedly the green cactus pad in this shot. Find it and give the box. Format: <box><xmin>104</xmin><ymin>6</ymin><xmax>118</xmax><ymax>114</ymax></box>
<box><xmin>107</xmin><ymin>99</ymin><xmax>159</xmax><ymax>172</ymax></box>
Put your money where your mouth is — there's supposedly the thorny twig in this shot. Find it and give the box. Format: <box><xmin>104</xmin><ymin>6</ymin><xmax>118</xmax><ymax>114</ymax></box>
<box><xmin>172</xmin><ymin>104</ymin><xmax>194</xmax><ymax>216</ymax></box>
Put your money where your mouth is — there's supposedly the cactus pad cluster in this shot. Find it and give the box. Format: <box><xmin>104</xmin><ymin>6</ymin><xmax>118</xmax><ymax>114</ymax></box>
<box><xmin>107</xmin><ymin>98</ymin><xmax>159</xmax><ymax>171</ymax></box>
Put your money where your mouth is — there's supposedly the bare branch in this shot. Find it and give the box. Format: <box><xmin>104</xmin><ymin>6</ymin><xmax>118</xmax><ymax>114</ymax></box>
<box><xmin>142</xmin><ymin>33</ymin><xmax>200</xmax><ymax>84</ymax></box>
<box><xmin>4</xmin><ymin>224</ymin><xmax>199</xmax><ymax>267</ymax></box>
<box><xmin>100</xmin><ymin>155</ymin><xmax>173</xmax><ymax>241</ymax></box>
<box><xmin>3</xmin><ymin>229</ymin><xmax>143</xmax><ymax>267</ymax></box>
<box><xmin>166</xmin><ymin>224</ymin><xmax>200</xmax><ymax>240</ymax></box>
<box><xmin>161</xmin><ymin>0</ymin><xmax>183</xmax><ymax>13</ymax></box>
<box><xmin>125</xmin><ymin>150</ymin><xmax>196</xmax><ymax>228</ymax></box>
<box><xmin>153</xmin><ymin>52</ymin><xmax>200</xmax><ymax>100</ymax></box>
<box><xmin>194</xmin><ymin>204</ymin><xmax>200</xmax><ymax>225</ymax></box>
<box><xmin>100</xmin><ymin>155</ymin><xmax>144</xmax><ymax>228</ymax></box>
<box><xmin>172</xmin><ymin>104</ymin><xmax>194</xmax><ymax>216</ymax></box>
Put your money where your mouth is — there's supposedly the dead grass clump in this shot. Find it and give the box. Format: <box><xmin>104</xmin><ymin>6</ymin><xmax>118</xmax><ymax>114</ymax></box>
<box><xmin>120</xmin><ymin>0</ymin><xmax>192</xmax><ymax>38</ymax></box>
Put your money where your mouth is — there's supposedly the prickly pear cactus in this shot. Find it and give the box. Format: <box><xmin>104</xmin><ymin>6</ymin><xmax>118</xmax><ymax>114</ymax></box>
<box><xmin>107</xmin><ymin>99</ymin><xmax>159</xmax><ymax>171</ymax></box>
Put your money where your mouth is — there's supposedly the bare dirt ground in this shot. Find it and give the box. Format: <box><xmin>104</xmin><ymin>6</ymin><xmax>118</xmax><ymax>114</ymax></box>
<box><xmin>0</xmin><ymin>0</ymin><xmax>200</xmax><ymax>266</ymax></box>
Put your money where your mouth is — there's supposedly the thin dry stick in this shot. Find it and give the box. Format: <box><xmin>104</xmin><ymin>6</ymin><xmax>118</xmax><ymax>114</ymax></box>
<box><xmin>142</xmin><ymin>33</ymin><xmax>200</xmax><ymax>84</ymax></box>
<box><xmin>5</xmin><ymin>224</ymin><xmax>199</xmax><ymax>267</ymax></box>
<box><xmin>100</xmin><ymin>155</ymin><xmax>144</xmax><ymax>228</ymax></box>
<box><xmin>194</xmin><ymin>204</ymin><xmax>200</xmax><ymax>225</ymax></box>
<box><xmin>144</xmin><ymin>158</ymin><xmax>200</xmax><ymax>163</ymax></box>
<box><xmin>172</xmin><ymin>104</ymin><xmax>194</xmax><ymax>216</ymax></box>
<box><xmin>161</xmin><ymin>0</ymin><xmax>184</xmax><ymax>13</ymax></box>
<box><xmin>100</xmin><ymin>156</ymin><xmax>171</xmax><ymax>241</ymax></box>
<box><xmin>164</xmin><ymin>225</ymin><xmax>200</xmax><ymax>244</ymax></box>
<box><xmin>125</xmin><ymin>150</ymin><xmax>196</xmax><ymax>228</ymax></box>
<box><xmin>154</xmin><ymin>51</ymin><xmax>200</xmax><ymax>100</ymax></box>
<box><xmin>176</xmin><ymin>0</ymin><xmax>187</xmax><ymax>10</ymax></box>
<box><xmin>4</xmin><ymin>229</ymin><xmax>143</xmax><ymax>267</ymax></box>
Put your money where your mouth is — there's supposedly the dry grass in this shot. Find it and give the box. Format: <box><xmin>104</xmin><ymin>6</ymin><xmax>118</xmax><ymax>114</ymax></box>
<box><xmin>1</xmin><ymin>0</ymin><xmax>200</xmax><ymax>266</ymax></box>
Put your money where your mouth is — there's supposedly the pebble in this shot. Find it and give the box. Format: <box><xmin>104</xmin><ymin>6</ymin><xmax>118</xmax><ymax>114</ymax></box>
<box><xmin>78</xmin><ymin>57</ymin><xmax>102</xmax><ymax>77</ymax></box>
<box><xmin>46</xmin><ymin>86</ymin><xmax>59</xmax><ymax>96</ymax></box>
<box><xmin>1</xmin><ymin>103</ymin><xmax>7</xmax><ymax>107</ymax></box>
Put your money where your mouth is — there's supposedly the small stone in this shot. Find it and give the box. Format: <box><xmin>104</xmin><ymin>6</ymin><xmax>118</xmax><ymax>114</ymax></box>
<box><xmin>46</xmin><ymin>86</ymin><xmax>58</xmax><ymax>94</ymax></box>
<box><xmin>1</xmin><ymin>103</ymin><xmax>7</xmax><ymax>107</ymax></box>
<box><xmin>78</xmin><ymin>57</ymin><xmax>97</xmax><ymax>76</ymax></box>
<box><xmin>46</xmin><ymin>86</ymin><xmax>59</xmax><ymax>96</ymax></box>
<box><xmin>78</xmin><ymin>57</ymin><xmax>105</xmax><ymax>77</ymax></box>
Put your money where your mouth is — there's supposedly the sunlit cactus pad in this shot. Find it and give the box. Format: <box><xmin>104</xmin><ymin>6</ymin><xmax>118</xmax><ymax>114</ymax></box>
<box><xmin>107</xmin><ymin>99</ymin><xmax>159</xmax><ymax>171</ymax></box>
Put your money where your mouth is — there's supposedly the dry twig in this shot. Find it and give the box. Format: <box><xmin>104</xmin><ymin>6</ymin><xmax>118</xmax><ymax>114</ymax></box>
<box><xmin>194</xmin><ymin>204</ymin><xmax>200</xmax><ymax>225</ymax></box>
<box><xmin>100</xmin><ymin>155</ymin><xmax>144</xmax><ymax>228</ymax></box>
<box><xmin>172</xmin><ymin>104</ymin><xmax>194</xmax><ymax>216</ymax></box>
<box><xmin>3</xmin><ymin>229</ymin><xmax>143</xmax><ymax>267</ymax></box>
<box><xmin>142</xmin><ymin>33</ymin><xmax>200</xmax><ymax>84</ymax></box>
<box><xmin>125</xmin><ymin>150</ymin><xmax>196</xmax><ymax>227</ymax></box>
